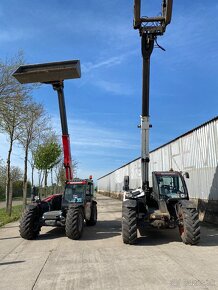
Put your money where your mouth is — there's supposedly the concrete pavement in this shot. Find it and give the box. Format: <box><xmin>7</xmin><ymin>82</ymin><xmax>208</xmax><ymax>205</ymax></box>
<box><xmin>0</xmin><ymin>194</ymin><xmax>218</xmax><ymax>290</ymax></box>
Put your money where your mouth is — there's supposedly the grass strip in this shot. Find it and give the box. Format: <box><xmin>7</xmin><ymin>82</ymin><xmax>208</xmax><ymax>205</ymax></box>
<box><xmin>0</xmin><ymin>205</ymin><xmax>23</xmax><ymax>227</ymax></box>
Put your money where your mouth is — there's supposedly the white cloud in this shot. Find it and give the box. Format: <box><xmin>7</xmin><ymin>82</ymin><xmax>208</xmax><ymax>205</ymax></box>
<box><xmin>0</xmin><ymin>114</ymin><xmax>139</xmax><ymax>185</ymax></box>
<box><xmin>0</xmin><ymin>28</ymin><xmax>31</xmax><ymax>43</ymax></box>
<box><xmin>71</xmin><ymin>139</ymin><xmax>138</xmax><ymax>150</ymax></box>
<box><xmin>80</xmin><ymin>50</ymin><xmax>137</xmax><ymax>95</ymax></box>
<box><xmin>82</xmin><ymin>56</ymin><xmax>123</xmax><ymax>73</ymax></box>
<box><xmin>82</xmin><ymin>49</ymin><xmax>137</xmax><ymax>73</ymax></box>
<box><xmin>93</xmin><ymin>79</ymin><xmax>133</xmax><ymax>96</ymax></box>
<box><xmin>51</xmin><ymin>116</ymin><xmax>139</xmax><ymax>152</ymax></box>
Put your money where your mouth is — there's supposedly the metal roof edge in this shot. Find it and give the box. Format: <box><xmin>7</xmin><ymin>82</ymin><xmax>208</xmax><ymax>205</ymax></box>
<box><xmin>98</xmin><ymin>116</ymin><xmax>218</xmax><ymax>180</ymax></box>
<box><xmin>150</xmin><ymin>116</ymin><xmax>218</xmax><ymax>154</ymax></box>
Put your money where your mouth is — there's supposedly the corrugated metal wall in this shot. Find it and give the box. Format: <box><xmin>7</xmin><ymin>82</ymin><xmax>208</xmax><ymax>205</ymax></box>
<box><xmin>98</xmin><ymin>118</ymin><xmax>218</xmax><ymax>201</ymax></box>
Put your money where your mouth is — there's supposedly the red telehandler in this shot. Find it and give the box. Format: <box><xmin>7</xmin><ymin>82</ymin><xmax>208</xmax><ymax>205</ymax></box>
<box><xmin>13</xmin><ymin>60</ymin><xmax>97</xmax><ymax>240</ymax></box>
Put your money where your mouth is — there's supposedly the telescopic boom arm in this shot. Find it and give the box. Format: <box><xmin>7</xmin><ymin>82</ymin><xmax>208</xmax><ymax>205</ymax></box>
<box><xmin>12</xmin><ymin>60</ymin><xmax>81</xmax><ymax>182</ymax></box>
<box><xmin>133</xmin><ymin>0</ymin><xmax>173</xmax><ymax>192</ymax></box>
<box><xmin>52</xmin><ymin>81</ymin><xmax>73</xmax><ymax>181</ymax></box>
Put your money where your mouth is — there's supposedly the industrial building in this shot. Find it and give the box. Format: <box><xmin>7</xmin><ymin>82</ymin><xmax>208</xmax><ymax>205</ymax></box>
<box><xmin>98</xmin><ymin>116</ymin><xmax>218</xmax><ymax>223</ymax></box>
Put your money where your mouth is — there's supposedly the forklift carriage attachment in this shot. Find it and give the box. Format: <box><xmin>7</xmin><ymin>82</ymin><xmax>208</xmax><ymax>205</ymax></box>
<box><xmin>12</xmin><ymin>60</ymin><xmax>81</xmax><ymax>84</ymax></box>
<box><xmin>133</xmin><ymin>0</ymin><xmax>173</xmax><ymax>33</ymax></box>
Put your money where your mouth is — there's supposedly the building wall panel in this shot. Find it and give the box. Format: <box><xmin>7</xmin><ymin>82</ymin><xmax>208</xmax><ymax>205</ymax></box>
<box><xmin>98</xmin><ymin>118</ymin><xmax>218</xmax><ymax>201</ymax></box>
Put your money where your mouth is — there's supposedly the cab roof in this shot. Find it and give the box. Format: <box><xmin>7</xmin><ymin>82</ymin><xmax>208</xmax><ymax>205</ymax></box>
<box><xmin>67</xmin><ymin>178</ymin><xmax>93</xmax><ymax>185</ymax></box>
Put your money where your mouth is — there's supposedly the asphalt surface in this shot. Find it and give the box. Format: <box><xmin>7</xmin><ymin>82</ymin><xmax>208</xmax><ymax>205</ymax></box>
<box><xmin>0</xmin><ymin>194</ymin><xmax>218</xmax><ymax>290</ymax></box>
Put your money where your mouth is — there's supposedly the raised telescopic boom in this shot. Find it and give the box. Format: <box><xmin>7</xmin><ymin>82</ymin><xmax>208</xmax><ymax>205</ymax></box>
<box><xmin>13</xmin><ymin>60</ymin><xmax>81</xmax><ymax>182</ymax></box>
<box><xmin>133</xmin><ymin>0</ymin><xmax>173</xmax><ymax>193</ymax></box>
<box><xmin>52</xmin><ymin>81</ymin><xmax>73</xmax><ymax>181</ymax></box>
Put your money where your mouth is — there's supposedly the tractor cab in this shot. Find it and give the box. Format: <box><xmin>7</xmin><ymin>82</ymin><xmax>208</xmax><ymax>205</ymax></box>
<box><xmin>152</xmin><ymin>171</ymin><xmax>189</xmax><ymax>203</ymax></box>
<box><xmin>62</xmin><ymin>177</ymin><xmax>94</xmax><ymax>210</ymax></box>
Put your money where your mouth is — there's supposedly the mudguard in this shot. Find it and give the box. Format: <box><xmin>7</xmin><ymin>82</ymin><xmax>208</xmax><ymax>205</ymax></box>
<box><xmin>26</xmin><ymin>204</ymin><xmax>38</xmax><ymax>210</ymax></box>
<box><xmin>27</xmin><ymin>202</ymin><xmax>49</xmax><ymax>216</ymax></box>
<box><xmin>177</xmin><ymin>200</ymin><xmax>196</xmax><ymax>209</ymax></box>
<box><xmin>68</xmin><ymin>203</ymin><xmax>84</xmax><ymax>209</ymax></box>
<box><xmin>123</xmin><ymin>199</ymin><xmax>137</xmax><ymax>208</ymax></box>
<box><xmin>85</xmin><ymin>200</ymin><xmax>97</xmax><ymax>220</ymax></box>
<box><xmin>25</xmin><ymin>203</ymin><xmax>43</xmax><ymax>218</ymax></box>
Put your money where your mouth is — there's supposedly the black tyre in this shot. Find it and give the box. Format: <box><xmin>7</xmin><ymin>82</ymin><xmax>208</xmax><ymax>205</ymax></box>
<box><xmin>122</xmin><ymin>205</ymin><xmax>137</xmax><ymax>244</ymax></box>
<box><xmin>65</xmin><ymin>207</ymin><xmax>84</xmax><ymax>240</ymax></box>
<box><xmin>178</xmin><ymin>205</ymin><xmax>200</xmax><ymax>245</ymax></box>
<box><xmin>86</xmin><ymin>203</ymin><xmax>97</xmax><ymax>226</ymax></box>
<box><xmin>19</xmin><ymin>208</ymin><xmax>41</xmax><ymax>240</ymax></box>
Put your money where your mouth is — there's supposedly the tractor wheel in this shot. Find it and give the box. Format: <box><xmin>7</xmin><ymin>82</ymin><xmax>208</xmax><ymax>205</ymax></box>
<box><xmin>65</xmin><ymin>207</ymin><xmax>84</xmax><ymax>240</ymax></box>
<box><xmin>178</xmin><ymin>205</ymin><xmax>200</xmax><ymax>245</ymax></box>
<box><xmin>19</xmin><ymin>207</ymin><xmax>41</xmax><ymax>240</ymax></box>
<box><xmin>122</xmin><ymin>205</ymin><xmax>137</xmax><ymax>245</ymax></box>
<box><xmin>86</xmin><ymin>203</ymin><xmax>97</xmax><ymax>226</ymax></box>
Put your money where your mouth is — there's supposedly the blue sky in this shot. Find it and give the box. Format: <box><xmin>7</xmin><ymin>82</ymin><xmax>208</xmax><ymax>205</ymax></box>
<box><xmin>0</xmin><ymin>0</ymin><xmax>218</xmax><ymax>183</ymax></box>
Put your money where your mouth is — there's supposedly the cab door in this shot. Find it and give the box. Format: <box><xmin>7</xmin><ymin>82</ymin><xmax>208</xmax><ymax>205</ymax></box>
<box><xmin>152</xmin><ymin>172</ymin><xmax>160</xmax><ymax>203</ymax></box>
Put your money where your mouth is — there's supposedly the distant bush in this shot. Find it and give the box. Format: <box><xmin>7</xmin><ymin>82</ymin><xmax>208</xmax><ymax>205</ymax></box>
<box><xmin>0</xmin><ymin>186</ymin><xmax>5</xmax><ymax>201</ymax></box>
<box><xmin>0</xmin><ymin>180</ymin><xmax>31</xmax><ymax>201</ymax></box>
<box><xmin>13</xmin><ymin>180</ymin><xmax>31</xmax><ymax>198</ymax></box>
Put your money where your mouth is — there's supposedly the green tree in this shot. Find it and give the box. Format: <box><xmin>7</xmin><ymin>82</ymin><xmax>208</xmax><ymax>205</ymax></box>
<box><xmin>0</xmin><ymin>160</ymin><xmax>23</xmax><ymax>201</ymax></box>
<box><xmin>18</xmin><ymin>100</ymin><xmax>48</xmax><ymax>206</ymax></box>
<box><xmin>13</xmin><ymin>180</ymin><xmax>31</xmax><ymax>198</ymax></box>
<box><xmin>34</xmin><ymin>141</ymin><xmax>62</xmax><ymax>189</ymax></box>
<box><xmin>0</xmin><ymin>52</ymin><xmax>31</xmax><ymax>215</ymax></box>
<box><xmin>54</xmin><ymin>158</ymin><xmax>78</xmax><ymax>186</ymax></box>
<box><xmin>0</xmin><ymin>159</ymin><xmax>6</xmax><ymax>200</ymax></box>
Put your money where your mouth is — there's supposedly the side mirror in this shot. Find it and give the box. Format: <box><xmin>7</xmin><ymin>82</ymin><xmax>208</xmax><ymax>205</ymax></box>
<box><xmin>123</xmin><ymin>176</ymin><xmax>129</xmax><ymax>191</ymax></box>
<box><xmin>184</xmin><ymin>172</ymin><xmax>190</xmax><ymax>179</ymax></box>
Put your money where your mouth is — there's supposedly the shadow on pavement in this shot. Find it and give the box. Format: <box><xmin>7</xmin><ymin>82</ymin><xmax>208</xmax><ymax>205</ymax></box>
<box><xmin>198</xmin><ymin>223</ymin><xmax>218</xmax><ymax>247</ymax></box>
<box><xmin>136</xmin><ymin>226</ymin><xmax>181</xmax><ymax>246</ymax></box>
<box><xmin>0</xmin><ymin>236</ymin><xmax>20</xmax><ymax>240</ymax></box>
<box><xmin>38</xmin><ymin>227</ymin><xmax>65</xmax><ymax>240</ymax></box>
<box><xmin>135</xmin><ymin>222</ymin><xmax>218</xmax><ymax>247</ymax></box>
<box><xmin>0</xmin><ymin>260</ymin><xmax>25</xmax><ymax>266</ymax></box>
<box><xmin>38</xmin><ymin>219</ymin><xmax>122</xmax><ymax>241</ymax></box>
<box><xmin>37</xmin><ymin>219</ymin><xmax>218</xmax><ymax>246</ymax></box>
<box><xmin>82</xmin><ymin>219</ymin><xmax>121</xmax><ymax>241</ymax></box>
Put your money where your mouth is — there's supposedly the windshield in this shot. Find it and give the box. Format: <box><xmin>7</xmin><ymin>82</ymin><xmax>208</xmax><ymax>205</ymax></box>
<box><xmin>64</xmin><ymin>184</ymin><xmax>86</xmax><ymax>202</ymax></box>
<box><xmin>156</xmin><ymin>174</ymin><xmax>187</xmax><ymax>198</ymax></box>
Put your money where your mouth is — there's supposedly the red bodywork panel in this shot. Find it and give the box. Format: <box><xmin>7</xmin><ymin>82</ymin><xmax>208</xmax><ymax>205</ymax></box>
<box><xmin>67</xmin><ymin>181</ymin><xmax>87</xmax><ymax>185</ymax></box>
<box><xmin>42</xmin><ymin>193</ymin><xmax>63</xmax><ymax>203</ymax></box>
<box><xmin>62</xmin><ymin>135</ymin><xmax>73</xmax><ymax>181</ymax></box>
